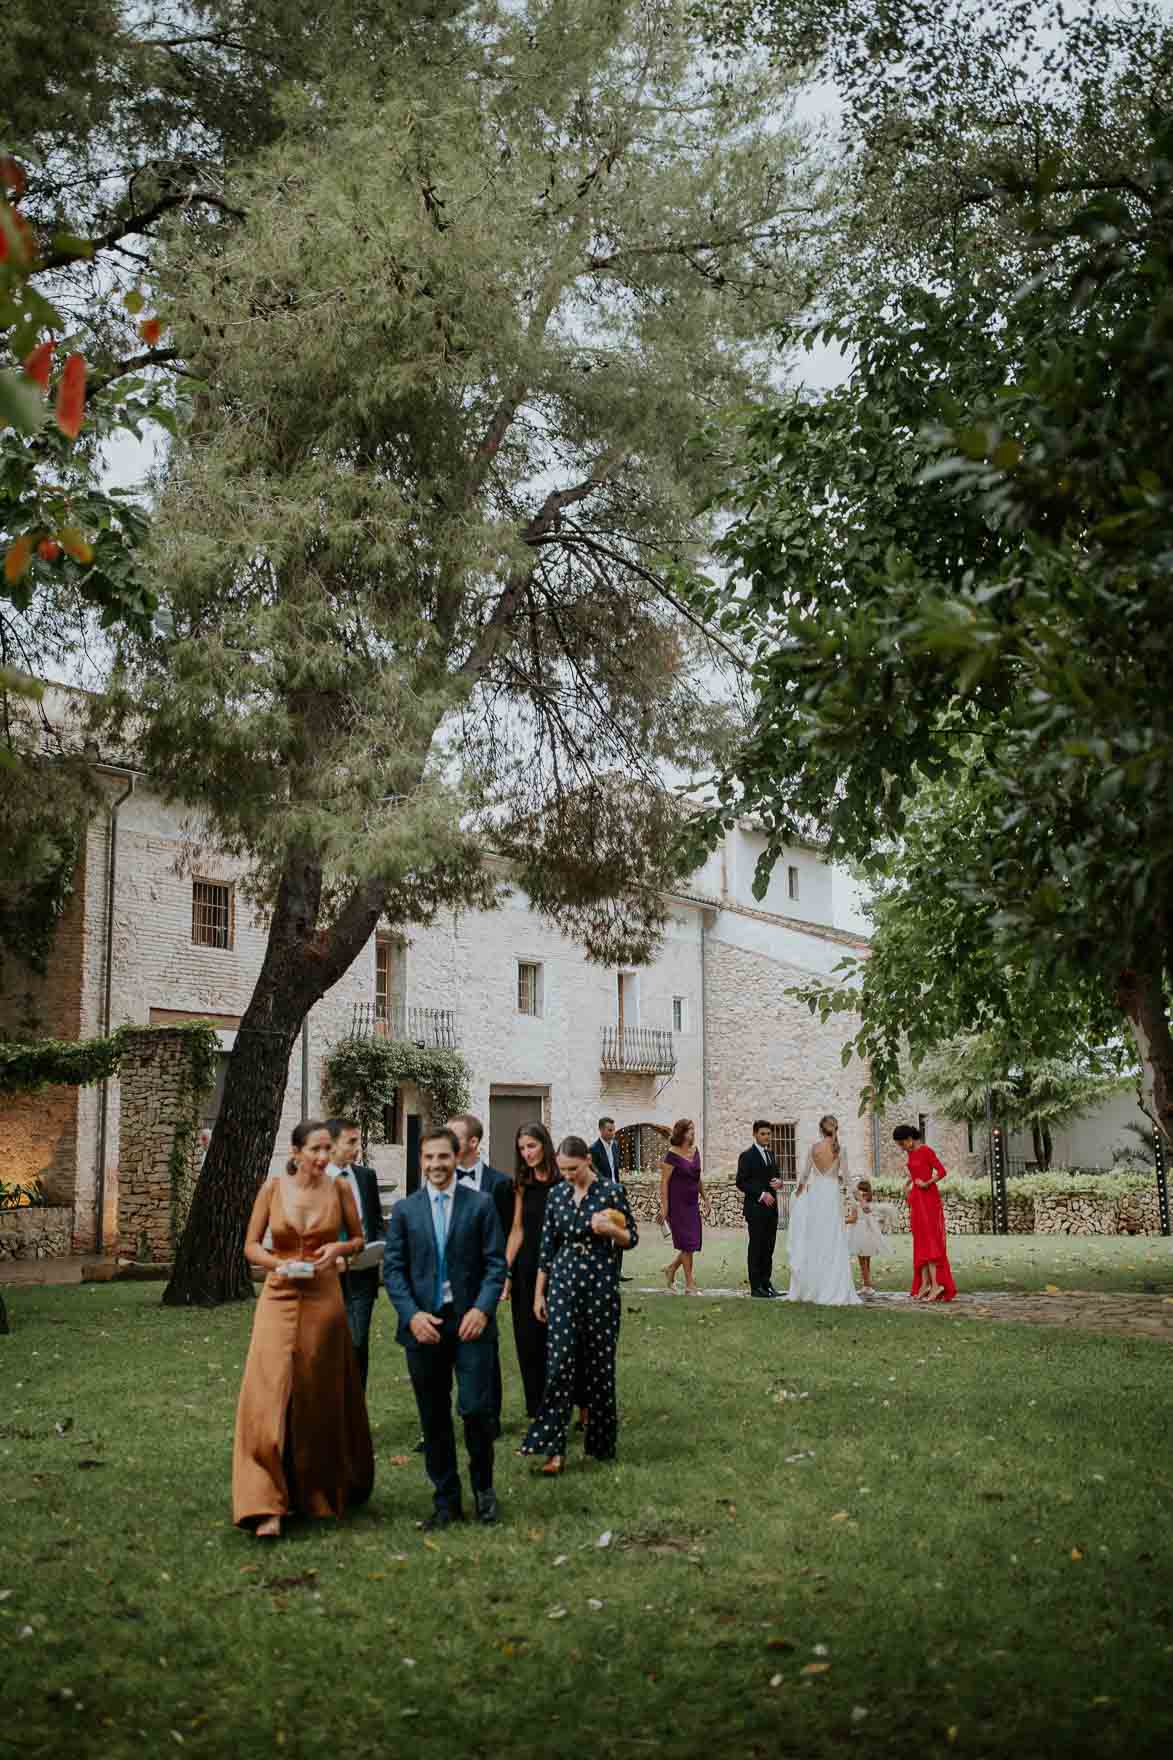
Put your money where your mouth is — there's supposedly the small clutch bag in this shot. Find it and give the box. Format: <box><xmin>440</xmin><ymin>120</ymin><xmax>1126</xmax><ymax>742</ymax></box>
<box><xmin>282</xmin><ymin>1260</ymin><xmax>315</xmax><ymax>1279</ymax></box>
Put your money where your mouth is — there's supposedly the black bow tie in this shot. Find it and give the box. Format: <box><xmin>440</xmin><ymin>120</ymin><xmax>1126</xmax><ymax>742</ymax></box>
<box><xmin>458</xmin><ymin>1170</ymin><xmax>477</xmax><ymax>1181</ymax></box>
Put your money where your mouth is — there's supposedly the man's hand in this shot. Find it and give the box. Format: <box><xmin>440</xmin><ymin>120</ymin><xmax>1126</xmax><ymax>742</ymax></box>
<box><xmin>409</xmin><ymin>1310</ymin><xmax>442</xmax><ymax>1345</ymax></box>
<box><xmin>769</xmin><ymin>1176</ymin><xmax>783</xmax><ymax>1190</ymax></box>
<box><xmin>760</xmin><ymin>1191</ymin><xmax>776</xmax><ymax>1208</ymax></box>
<box><xmin>458</xmin><ymin>1307</ymin><xmax>489</xmax><ymax>1342</ymax></box>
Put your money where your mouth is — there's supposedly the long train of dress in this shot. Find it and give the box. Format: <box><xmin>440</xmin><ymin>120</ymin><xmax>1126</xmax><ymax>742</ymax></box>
<box><xmin>786</xmin><ymin>1146</ymin><xmax>861</xmax><ymax>1307</ymax></box>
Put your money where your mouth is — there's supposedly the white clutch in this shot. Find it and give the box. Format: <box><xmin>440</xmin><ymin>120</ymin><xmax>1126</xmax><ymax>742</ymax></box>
<box><xmin>282</xmin><ymin>1260</ymin><xmax>315</xmax><ymax>1280</ymax></box>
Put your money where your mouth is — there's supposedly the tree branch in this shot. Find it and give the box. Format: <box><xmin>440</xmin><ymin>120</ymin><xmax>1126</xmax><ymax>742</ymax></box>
<box><xmin>38</xmin><ymin>189</ymin><xmax>245</xmax><ymax>273</ymax></box>
<box><xmin>85</xmin><ymin>348</ymin><xmax>180</xmax><ymax>400</ymax></box>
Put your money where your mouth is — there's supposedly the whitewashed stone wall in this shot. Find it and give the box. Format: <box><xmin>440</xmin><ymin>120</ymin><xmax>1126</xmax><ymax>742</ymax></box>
<box><xmin>702</xmin><ymin>932</ymin><xmax>873</xmax><ymax>1181</ymax></box>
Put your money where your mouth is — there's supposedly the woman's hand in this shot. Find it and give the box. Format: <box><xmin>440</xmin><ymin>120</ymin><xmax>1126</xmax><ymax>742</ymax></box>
<box><xmin>312</xmin><ymin>1242</ymin><xmax>347</xmax><ymax>1270</ymax></box>
<box><xmin>534</xmin><ymin>1291</ymin><xmax>548</xmax><ymax>1324</ymax></box>
<box><xmin>590</xmin><ymin>1210</ymin><xmax>615</xmax><ymax>1238</ymax></box>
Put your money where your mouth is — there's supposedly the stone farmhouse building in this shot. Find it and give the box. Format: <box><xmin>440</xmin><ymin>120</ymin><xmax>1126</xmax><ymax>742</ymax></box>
<box><xmin>1</xmin><ymin>689</ymin><xmax>910</xmax><ymax>1253</ymax></box>
<box><xmin>8</xmin><ymin>691</ymin><xmax>1144</xmax><ymax>1260</ymax></box>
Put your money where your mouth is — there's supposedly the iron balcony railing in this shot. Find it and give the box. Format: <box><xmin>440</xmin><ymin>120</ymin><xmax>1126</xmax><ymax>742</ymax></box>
<box><xmin>600</xmin><ymin>1025</ymin><xmax>676</xmax><ymax>1076</ymax></box>
<box><xmin>350</xmin><ymin>1001</ymin><xmax>460</xmax><ymax>1049</ymax></box>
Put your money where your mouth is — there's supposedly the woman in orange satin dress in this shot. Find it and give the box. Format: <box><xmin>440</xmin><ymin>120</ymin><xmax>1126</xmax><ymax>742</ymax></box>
<box><xmin>233</xmin><ymin>1119</ymin><xmax>375</xmax><ymax>1536</ymax></box>
<box><xmin>893</xmin><ymin>1123</ymin><xmax>957</xmax><ymax>1302</ymax></box>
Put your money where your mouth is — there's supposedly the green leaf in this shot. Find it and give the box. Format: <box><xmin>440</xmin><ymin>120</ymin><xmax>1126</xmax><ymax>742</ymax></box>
<box><xmin>0</xmin><ymin>370</ymin><xmax>48</xmax><ymax>434</ymax></box>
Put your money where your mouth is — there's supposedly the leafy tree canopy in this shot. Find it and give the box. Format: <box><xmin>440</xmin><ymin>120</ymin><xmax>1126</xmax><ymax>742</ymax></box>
<box><xmin>694</xmin><ymin>0</ymin><xmax>1173</xmax><ymax>1137</ymax></box>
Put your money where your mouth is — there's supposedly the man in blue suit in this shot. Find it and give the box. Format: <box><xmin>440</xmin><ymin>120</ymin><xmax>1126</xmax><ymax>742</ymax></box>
<box><xmin>384</xmin><ymin>1125</ymin><xmax>507</xmax><ymax>1528</ymax></box>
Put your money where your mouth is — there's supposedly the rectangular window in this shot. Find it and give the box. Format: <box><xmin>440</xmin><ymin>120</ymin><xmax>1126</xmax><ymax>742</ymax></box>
<box><xmin>518</xmin><ymin>961</ymin><xmax>542</xmax><ymax>1017</ymax></box>
<box><xmin>192</xmin><ymin>880</ymin><xmax>232</xmax><ymax>949</ymax></box>
<box><xmin>787</xmin><ymin>865</ymin><xmax>800</xmax><ymax>901</ymax></box>
<box><xmin>766</xmin><ymin>1122</ymin><xmax>797</xmax><ymax>1179</ymax></box>
<box><xmin>375</xmin><ymin>938</ymin><xmax>406</xmax><ymax>1024</ymax></box>
<box><xmin>672</xmin><ymin>996</ymin><xmax>687</xmax><ymax>1033</ymax></box>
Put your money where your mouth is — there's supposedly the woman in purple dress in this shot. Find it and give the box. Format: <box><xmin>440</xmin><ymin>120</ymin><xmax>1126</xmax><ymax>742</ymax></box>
<box><xmin>658</xmin><ymin>1118</ymin><xmax>710</xmax><ymax>1294</ymax></box>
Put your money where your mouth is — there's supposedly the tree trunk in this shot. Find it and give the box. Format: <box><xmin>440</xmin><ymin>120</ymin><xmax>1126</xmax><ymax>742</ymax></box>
<box><xmin>1115</xmin><ymin>965</ymin><xmax>1173</xmax><ymax>1144</ymax></box>
<box><xmin>162</xmin><ymin>850</ymin><xmax>387</xmax><ymax>1305</ymax></box>
<box><xmin>1042</xmin><ymin>1122</ymin><xmax>1053</xmax><ymax>1169</ymax></box>
<box><xmin>1031</xmin><ymin>1118</ymin><xmax>1046</xmax><ymax>1169</ymax></box>
<box><xmin>0</xmin><ymin>1289</ymin><xmax>9</xmax><ymax>1335</ymax></box>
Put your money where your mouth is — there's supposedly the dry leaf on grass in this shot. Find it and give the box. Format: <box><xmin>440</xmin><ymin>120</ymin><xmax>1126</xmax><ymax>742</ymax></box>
<box><xmin>800</xmin><ymin>1662</ymin><xmax>831</xmax><ymax>1676</ymax></box>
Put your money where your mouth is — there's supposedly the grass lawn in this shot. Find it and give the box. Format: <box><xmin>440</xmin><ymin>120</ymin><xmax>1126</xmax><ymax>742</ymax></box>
<box><xmin>643</xmin><ymin>1228</ymin><xmax>1173</xmax><ymax>1297</ymax></box>
<box><xmin>1</xmin><ymin>1261</ymin><xmax>1170</xmax><ymax>1760</ymax></box>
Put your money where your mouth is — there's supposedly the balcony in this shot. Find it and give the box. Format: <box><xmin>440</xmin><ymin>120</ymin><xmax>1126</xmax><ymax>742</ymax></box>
<box><xmin>600</xmin><ymin>1025</ymin><xmax>676</xmax><ymax>1076</ymax></box>
<box><xmin>350</xmin><ymin>1001</ymin><xmax>460</xmax><ymax>1049</ymax></box>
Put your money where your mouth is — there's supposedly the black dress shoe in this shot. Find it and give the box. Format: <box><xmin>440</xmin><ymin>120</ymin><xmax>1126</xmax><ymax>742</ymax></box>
<box><xmin>421</xmin><ymin>1505</ymin><xmax>463</xmax><ymax>1531</ymax></box>
<box><xmin>412</xmin><ymin>1436</ymin><xmax>426</xmax><ymax>1453</ymax></box>
<box><xmin>475</xmin><ymin>1489</ymin><xmax>500</xmax><ymax>1525</ymax></box>
<box><xmin>750</xmin><ymin>1287</ymin><xmax>773</xmax><ymax>1299</ymax></box>
<box><xmin>766</xmin><ymin>1284</ymin><xmax>783</xmax><ymax>1298</ymax></box>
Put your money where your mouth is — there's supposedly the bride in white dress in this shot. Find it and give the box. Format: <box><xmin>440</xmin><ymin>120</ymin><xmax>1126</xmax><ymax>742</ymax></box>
<box><xmin>787</xmin><ymin>1115</ymin><xmax>861</xmax><ymax>1306</ymax></box>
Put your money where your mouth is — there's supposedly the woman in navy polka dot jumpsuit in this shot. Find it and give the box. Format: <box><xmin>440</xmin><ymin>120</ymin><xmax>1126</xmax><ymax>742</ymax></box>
<box><xmin>520</xmin><ymin>1135</ymin><xmax>637</xmax><ymax>1474</ymax></box>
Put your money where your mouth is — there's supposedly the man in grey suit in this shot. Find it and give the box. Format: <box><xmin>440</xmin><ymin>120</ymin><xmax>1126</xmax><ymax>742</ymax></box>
<box><xmin>384</xmin><ymin>1126</ymin><xmax>507</xmax><ymax>1528</ymax></box>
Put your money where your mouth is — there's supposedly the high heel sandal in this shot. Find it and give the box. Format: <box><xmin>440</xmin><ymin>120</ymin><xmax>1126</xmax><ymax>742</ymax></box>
<box><xmin>538</xmin><ymin>1456</ymin><xmax>564</xmax><ymax>1476</ymax></box>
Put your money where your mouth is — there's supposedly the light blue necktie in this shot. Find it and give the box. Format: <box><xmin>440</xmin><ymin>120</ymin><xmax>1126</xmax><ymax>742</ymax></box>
<box><xmin>432</xmin><ymin>1192</ymin><xmax>450</xmax><ymax>1310</ymax></box>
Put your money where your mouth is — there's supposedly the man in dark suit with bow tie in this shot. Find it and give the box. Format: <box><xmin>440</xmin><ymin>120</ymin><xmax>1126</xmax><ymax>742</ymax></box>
<box><xmin>737</xmin><ymin>1120</ymin><xmax>784</xmax><ymax>1298</ymax></box>
<box><xmin>384</xmin><ymin>1125</ymin><xmax>507</xmax><ymax>1528</ymax></box>
<box><xmin>448</xmin><ymin>1113</ymin><xmax>513</xmax><ymax>1435</ymax></box>
<box><xmin>327</xmin><ymin>1117</ymin><xmax>386</xmax><ymax>1388</ymax></box>
<box><xmin>590</xmin><ymin>1116</ymin><xmax>631</xmax><ymax>1280</ymax></box>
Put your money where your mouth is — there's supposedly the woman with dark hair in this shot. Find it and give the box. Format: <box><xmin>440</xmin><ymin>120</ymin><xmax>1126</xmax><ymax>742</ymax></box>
<box><xmin>658</xmin><ymin>1118</ymin><xmax>709</xmax><ymax>1293</ymax></box>
<box><xmin>893</xmin><ymin>1123</ymin><xmax>957</xmax><ymax>1301</ymax></box>
<box><xmin>233</xmin><ymin>1119</ymin><xmax>375</xmax><ymax>1536</ymax></box>
<box><xmin>505</xmin><ymin>1121</ymin><xmax>562</xmax><ymax>1421</ymax></box>
<box><xmin>520</xmin><ymin>1135</ymin><xmax>637</xmax><ymax>1474</ymax></box>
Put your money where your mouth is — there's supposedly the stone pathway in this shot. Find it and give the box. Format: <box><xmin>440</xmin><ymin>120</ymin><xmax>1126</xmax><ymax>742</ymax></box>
<box><xmin>633</xmin><ymin>1284</ymin><xmax>1173</xmax><ymax>1343</ymax></box>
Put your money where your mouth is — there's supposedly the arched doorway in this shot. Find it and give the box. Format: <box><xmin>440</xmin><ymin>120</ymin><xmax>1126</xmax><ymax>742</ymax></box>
<box><xmin>614</xmin><ymin>1122</ymin><xmax>670</xmax><ymax>1177</ymax></box>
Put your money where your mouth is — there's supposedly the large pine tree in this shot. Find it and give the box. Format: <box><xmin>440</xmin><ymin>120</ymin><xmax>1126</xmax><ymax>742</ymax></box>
<box><xmin>100</xmin><ymin>0</ymin><xmax>825</xmax><ymax>1301</ymax></box>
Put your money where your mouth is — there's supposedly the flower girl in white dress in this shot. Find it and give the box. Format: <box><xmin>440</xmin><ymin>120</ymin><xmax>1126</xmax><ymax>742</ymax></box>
<box><xmin>845</xmin><ymin>1178</ymin><xmax>896</xmax><ymax>1297</ymax></box>
<box><xmin>786</xmin><ymin>1115</ymin><xmax>861</xmax><ymax>1307</ymax></box>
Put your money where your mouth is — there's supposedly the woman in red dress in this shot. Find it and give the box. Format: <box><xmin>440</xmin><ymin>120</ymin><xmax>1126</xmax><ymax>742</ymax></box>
<box><xmin>892</xmin><ymin>1124</ymin><xmax>957</xmax><ymax>1302</ymax></box>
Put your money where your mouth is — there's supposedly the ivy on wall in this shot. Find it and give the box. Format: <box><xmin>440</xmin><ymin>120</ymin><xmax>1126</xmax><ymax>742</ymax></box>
<box><xmin>0</xmin><ymin>1020</ymin><xmax>219</xmax><ymax>1099</ymax></box>
<box><xmin>323</xmin><ymin>1035</ymin><xmax>472</xmax><ymax>1159</ymax></box>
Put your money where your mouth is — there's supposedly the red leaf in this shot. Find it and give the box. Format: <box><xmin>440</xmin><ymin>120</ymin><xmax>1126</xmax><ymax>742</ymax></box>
<box><xmin>55</xmin><ymin>354</ymin><xmax>87</xmax><ymax>440</ymax></box>
<box><xmin>36</xmin><ymin>539</ymin><xmax>62</xmax><ymax>563</ymax></box>
<box><xmin>138</xmin><ymin>316</ymin><xmax>164</xmax><ymax>346</ymax></box>
<box><xmin>23</xmin><ymin>340</ymin><xmax>54</xmax><ymax>391</ymax></box>
<box><xmin>4</xmin><ymin>535</ymin><xmax>34</xmax><ymax>585</ymax></box>
<box><xmin>0</xmin><ymin>157</ymin><xmax>26</xmax><ymax>197</ymax></box>
<box><xmin>0</xmin><ymin>203</ymin><xmax>37</xmax><ymax>267</ymax></box>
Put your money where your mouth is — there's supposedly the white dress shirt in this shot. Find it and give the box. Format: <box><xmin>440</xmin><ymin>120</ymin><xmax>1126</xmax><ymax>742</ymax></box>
<box><xmin>757</xmin><ymin>1142</ymin><xmax>773</xmax><ymax>1167</ymax></box>
<box><xmin>457</xmin><ymin>1157</ymin><xmax>484</xmax><ymax>1192</ymax></box>
<box><xmin>326</xmin><ymin>1162</ymin><xmax>366</xmax><ymax>1241</ymax></box>
<box><xmin>600</xmin><ymin>1138</ymin><xmax>618</xmax><ymax>1176</ymax></box>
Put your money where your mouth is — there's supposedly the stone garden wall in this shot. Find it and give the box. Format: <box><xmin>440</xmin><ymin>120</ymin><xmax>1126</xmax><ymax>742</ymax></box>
<box><xmin>623</xmin><ymin>1177</ymin><xmax>1165</xmax><ymax>1236</ymax></box>
<box><xmin>115</xmin><ymin>1027</ymin><xmax>209</xmax><ymax>1262</ymax></box>
<box><xmin>0</xmin><ymin>1206</ymin><xmax>73</xmax><ymax>1260</ymax></box>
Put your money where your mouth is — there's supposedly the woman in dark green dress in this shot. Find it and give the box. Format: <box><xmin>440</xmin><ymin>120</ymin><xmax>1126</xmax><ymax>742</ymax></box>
<box><xmin>520</xmin><ymin>1135</ymin><xmax>637</xmax><ymax>1474</ymax></box>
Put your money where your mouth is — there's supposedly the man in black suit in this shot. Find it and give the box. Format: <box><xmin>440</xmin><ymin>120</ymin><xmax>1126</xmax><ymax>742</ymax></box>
<box><xmin>590</xmin><ymin>1116</ymin><xmax>631</xmax><ymax>1280</ymax></box>
<box><xmin>384</xmin><ymin>1125</ymin><xmax>507</xmax><ymax>1528</ymax></box>
<box><xmin>737</xmin><ymin>1120</ymin><xmax>784</xmax><ymax>1299</ymax></box>
<box><xmin>447</xmin><ymin>1112</ymin><xmax>514</xmax><ymax>1436</ymax></box>
<box><xmin>327</xmin><ymin>1117</ymin><xmax>386</xmax><ymax>1388</ymax></box>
